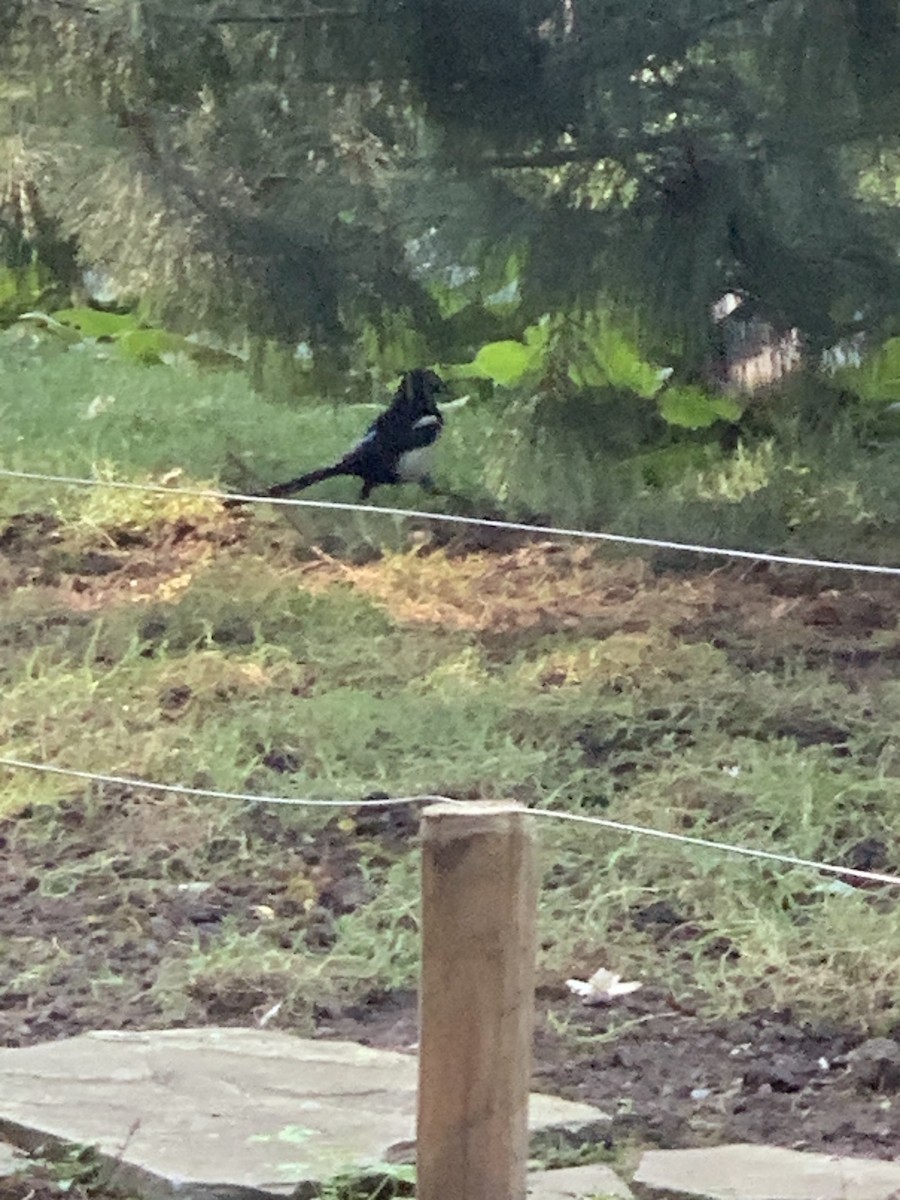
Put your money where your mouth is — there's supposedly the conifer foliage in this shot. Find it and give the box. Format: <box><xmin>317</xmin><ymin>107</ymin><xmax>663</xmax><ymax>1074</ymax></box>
<box><xmin>2</xmin><ymin>1</ymin><xmax>900</xmax><ymax>362</ymax></box>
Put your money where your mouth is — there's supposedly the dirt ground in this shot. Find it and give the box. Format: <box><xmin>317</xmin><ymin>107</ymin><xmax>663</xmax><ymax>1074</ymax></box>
<box><xmin>3</xmin><ymin>509</ymin><xmax>900</xmax><ymax>1183</ymax></box>
<box><xmin>4</xmin><ymin>839</ymin><xmax>900</xmax><ymax>1166</ymax></box>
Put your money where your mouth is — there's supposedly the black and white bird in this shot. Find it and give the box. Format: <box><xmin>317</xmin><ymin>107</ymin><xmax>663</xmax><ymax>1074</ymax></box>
<box><xmin>267</xmin><ymin>368</ymin><xmax>449</xmax><ymax>502</ymax></box>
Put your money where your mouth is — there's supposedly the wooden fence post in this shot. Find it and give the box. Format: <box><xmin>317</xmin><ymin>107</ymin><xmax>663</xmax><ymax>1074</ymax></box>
<box><xmin>417</xmin><ymin>800</ymin><xmax>538</xmax><ymax>1200</ymax></box>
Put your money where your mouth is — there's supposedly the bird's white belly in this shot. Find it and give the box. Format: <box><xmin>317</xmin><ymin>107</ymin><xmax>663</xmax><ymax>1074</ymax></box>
<box><xmin>397</xmin><ymin>444</ymin><xmax>435</xmax><ymax>481</ymax></box>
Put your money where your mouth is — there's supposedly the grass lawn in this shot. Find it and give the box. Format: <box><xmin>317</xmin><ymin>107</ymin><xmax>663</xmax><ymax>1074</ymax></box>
<box><xmin>2</xmin><ymin>343</ymin><xmax>900</xmax><ymax>1037</ymax></box>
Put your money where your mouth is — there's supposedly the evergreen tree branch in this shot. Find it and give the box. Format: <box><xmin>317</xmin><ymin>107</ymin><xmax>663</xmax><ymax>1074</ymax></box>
<box><xmin>38</xmin><ymin>0</ymin><xmax>101</xmax><ymax>13</ymax></box>
<box><xmin>205</xmin><ymin>9</ymin><xmax>380</xmax><ymax>22</ymax></box>
<box><xmin>699</xmin><ymin>0</ymin><xmax>789</xmax><ymax>32</ymax></box>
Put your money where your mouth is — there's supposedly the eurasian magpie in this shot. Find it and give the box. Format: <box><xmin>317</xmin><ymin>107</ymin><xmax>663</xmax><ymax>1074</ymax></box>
<box><xmin>266</xmin><ymin>368</ymin><xmax>449</xmax><ymax>502</ymax></box>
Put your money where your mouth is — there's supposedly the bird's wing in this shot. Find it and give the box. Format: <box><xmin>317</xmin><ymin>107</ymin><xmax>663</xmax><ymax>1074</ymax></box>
<box><xmin>403</xmin><ymin>413</ymin><xmax>443</xmax><ymax>449</ymax></box>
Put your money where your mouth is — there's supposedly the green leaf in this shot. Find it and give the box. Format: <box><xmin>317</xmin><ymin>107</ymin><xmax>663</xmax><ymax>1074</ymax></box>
<box><xmin>567</xmin><ymin>356</ymin><xmax>607</xmax><ymax>388</ymax></box>
<box><xmin>600</xmin><ymin>328</ymin><xmax>665</xmax><ymax>398</ymax></box>
<box><xmin>566</xmin><ymin>314</ymin><xmax>665</xmax><ymax>397</ymax></box>
<box><xmin>467</xmin><ymin>339</ymin><xmax>541</xmax><ymax>386</ymax></box>
<box><xmin>522</xmin><ymin>315</ymin><xmax>552</xmax><ymax>352</ymax></box>
<box><xmin>51</xmin><ymin>308</ymin><xmax>139</xmax><ymax>337</ymax></box>
<box><xmin>659</xmin><ymin>385</ymin><xmax>741</xmax><ymax>429</ymax></box>
<box><xmin>117</xmin><ymin>328</ymin><xmax>190</xmax><ymax>364</ymax></box>
<box><xmin>835</xmin><ymin>337</ymin><xmax>900</xmax><ymax>403</ymax></box>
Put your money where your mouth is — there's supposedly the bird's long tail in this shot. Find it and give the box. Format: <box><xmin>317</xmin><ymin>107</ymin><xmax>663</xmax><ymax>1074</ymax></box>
<box><xmin>267</xmin><ymin>463</ymin><xmax>348</xmax><ymax>498</ymax></box>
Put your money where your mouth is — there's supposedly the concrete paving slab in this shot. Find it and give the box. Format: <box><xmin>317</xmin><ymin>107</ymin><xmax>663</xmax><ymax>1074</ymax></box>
<box><xmin>528</xmin><ymin>1163</ymin><xmax>633</xmax><ymax>1198</ymax></box>
<box><xmin>633</xmin><ymin>1144</ymin><xmax>900</xmax><ymax>1200</ymax></box>
<box><xmin>0</xmin><ymin>1028</ymin><xmax>610</xmax><ymax>1200</ymax></box>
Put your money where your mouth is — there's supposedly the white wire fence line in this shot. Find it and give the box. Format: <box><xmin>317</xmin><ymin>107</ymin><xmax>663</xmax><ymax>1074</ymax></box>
<box><xmin>0</xmin><ymin>757</ymin><xmax>450</xmax><ymax>809</ymax></box>
<box><xmin>2</xmin><ymin>466</ymin><xmax>900</xmax><ymax>577</ymax></box>
<box><xmin>3</xmin><ymin>755</ymin><xmax>899</xmax><ymax>889</ymax></box>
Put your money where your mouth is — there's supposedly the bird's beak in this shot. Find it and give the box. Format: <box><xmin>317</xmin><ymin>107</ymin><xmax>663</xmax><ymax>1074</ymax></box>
<box><xmin>440</xmin><ymin>395</ymin><xmax>470</xmax><ymax>412</ymax></box>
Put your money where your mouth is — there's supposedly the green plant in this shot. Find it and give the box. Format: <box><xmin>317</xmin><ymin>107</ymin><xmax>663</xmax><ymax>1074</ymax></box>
<box><xmin>19</xmin><ymin>1141</ymin><xmax>114</xmax><ymax>1196</ymax></box>
<box><xmin>316</xmin><ymin>1163</ymin><xmax>416</xmax><ymax>1199</ymax></box>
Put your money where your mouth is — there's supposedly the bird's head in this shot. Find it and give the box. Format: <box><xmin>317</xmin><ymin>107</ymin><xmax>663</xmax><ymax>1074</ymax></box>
<box><xmin>396</xmin><ymin>367</ymin><xmax>450</xmax><ymax>416</ymax></box>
